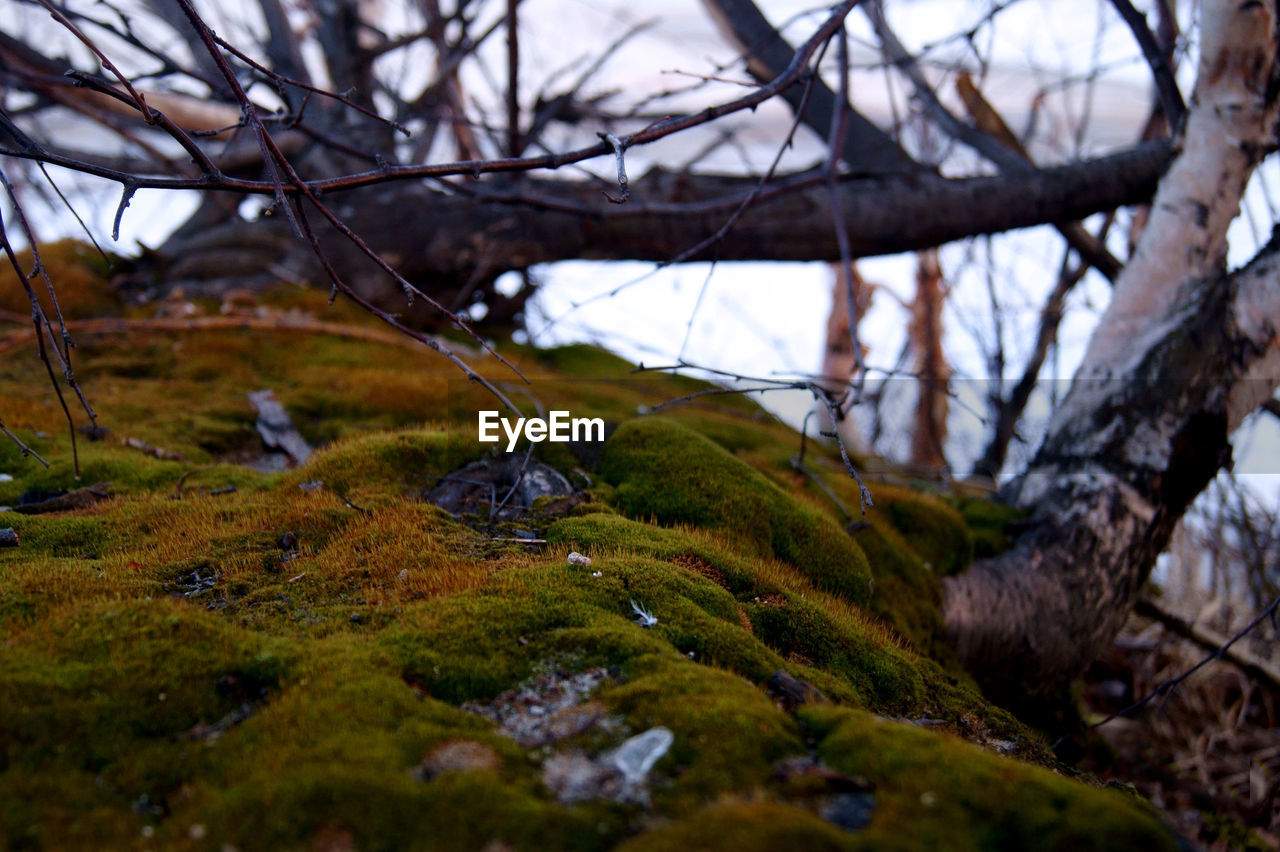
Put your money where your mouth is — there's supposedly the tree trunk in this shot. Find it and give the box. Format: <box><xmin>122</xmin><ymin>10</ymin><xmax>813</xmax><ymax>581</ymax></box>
<box><xmin>908</xmin><ymin>249</ymin><xmax>949</xmax><ymax>472</ymax></box>
<box><xmin>942</xmin><ymin>0</ymin><xmax>1280</xmax><ymax>702</ymax></box>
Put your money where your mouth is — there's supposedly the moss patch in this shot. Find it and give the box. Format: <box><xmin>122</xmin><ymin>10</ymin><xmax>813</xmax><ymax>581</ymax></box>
<box><xmin>801</xmin><ymin>705</ymin><xmax>1178</xmax><ymax>851</ymax></box>
<box><xmin>0</xmin><ymin>268</ymin><xmax>1178</xmax><ymax>849</ymax></box>
<box><xmin>599</xmin><ymin>418</ymin><xmax>872</xmax><ymax>605</ymax></box>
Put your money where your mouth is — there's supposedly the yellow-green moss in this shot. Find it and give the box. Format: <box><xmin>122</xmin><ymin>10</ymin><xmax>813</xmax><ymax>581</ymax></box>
<box><xmin>800</xmin><ymin>705</ymin><xmax>1177</xmax><ymax>851</ymax></box>
<box><xmin>0</xmin><ymin>277</ymin><xmax>1179</xmax><ymax>850</ymax></box>
<box><xmin>949</xmin><ymin>494</ymin><xmax>1023</xmax><ymax>559</ymax></box>
<box><xmin>870</xmin><ymin>484</ymin><xmax>974</xmax><ymax>577</ymax></box>
<box><xmin>616</xmin><ymin>801</ymin><xmax>856</xmax><ymax>851</ymax></box>
<box><xmin>0</xmin><ymin>239</ymin><xmax>125</xmax><ymax>321</ymax></box>
<box><xmin>602</xmin><ymin>657</ymin><xmax>804</xmax><ymax>809</ymax></box>
<box><xmin>599</xmin><ymin>418</ymin><xmax>872</xmax><ymax>605</ymax></box>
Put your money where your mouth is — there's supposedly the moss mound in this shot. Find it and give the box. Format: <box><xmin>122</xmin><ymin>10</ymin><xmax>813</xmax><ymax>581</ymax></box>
<box><xmin>0</xmin><ymin>261</ymin><xmax>1177</xmax><ymax>849</ymax></box>
<box><xmin>802</xmin><ymin>705</ymin><xmax>1177</xmax><ymax>851</ymax></box>
<box><xmin>599</xmin><ymin>418</ymin><xmax>872</xmax><ymax>605</ymax></box>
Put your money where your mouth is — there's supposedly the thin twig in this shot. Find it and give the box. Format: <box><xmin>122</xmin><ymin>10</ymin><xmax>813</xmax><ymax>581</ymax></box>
<box><xmin>634</xmin><ymin>360</ymin><xmax>873</xmax><ymax>512</ymax></box>
<box><xmin>0</xmin><ymin>168</ymin><xmax>90</xmax><ymax>477</ymax></box>
<box><xmin>826</xmin><ymin>22</ymin><xmax>868</xmax><ymax>390</ymax></box>
<box><xmin>1081</xmin><ymin>593</ymin><xmax>1280</xmax><ymax>737</ymax></box>
<box><xmin>492</xmin><ymin>442</ymin><xmax>535</xmax><ymax>518</ymax></box>
<box><xmin>34</xmin><ymin>0</ymin><xmax>151</xmax><ymax>119</ymax></box>
<box><xmin>505</xmin><ymin>0</ymin><xmax>521</xmax><ymax>157</ymax></box>
<box><xmin>1134</xmin><ymin>595</ymin><xmax>1280</xmax><ymax>691</ymax></box>
<box><xmin>597</xmin><ymin>132</ymin><xmax>629</xmax><ymax>204</ymax></box>
<box><xmin>1107</xmin><ymin>0</ymin><xmax>1186</xmax><ymax>133</ymax></box>
<box><xmin>211</xmin><ymin>34</ymin><xmax>407</xmax><ymax>135</ymax></box>
<box><xmin>0</xmin><ymin>418</ymin><xmax>49</xmax><ymax>468</ymax></box>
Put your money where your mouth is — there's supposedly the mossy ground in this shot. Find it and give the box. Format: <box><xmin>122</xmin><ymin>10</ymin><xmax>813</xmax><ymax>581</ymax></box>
<box><xmin>0</xmin><ymin>259</ymin><xmax>1176</xmax><ymax>850</ymax></box>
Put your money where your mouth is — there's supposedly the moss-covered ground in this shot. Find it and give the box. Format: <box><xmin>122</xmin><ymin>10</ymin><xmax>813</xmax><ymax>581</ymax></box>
<box><xmin>0</xmin><ymin>245</ymin><xmax>1178</xmax><ymax>849</ymax></box>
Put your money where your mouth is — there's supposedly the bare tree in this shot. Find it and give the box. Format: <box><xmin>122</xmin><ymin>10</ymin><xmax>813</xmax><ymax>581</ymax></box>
<box><xmin>2</xmin><ymin>0</ymin><xmax>1278</xmax><ymax>701</ymax></box>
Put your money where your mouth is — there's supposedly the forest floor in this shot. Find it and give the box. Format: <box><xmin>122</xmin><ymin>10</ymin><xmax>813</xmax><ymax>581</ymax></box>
<box><xmin>0</xmin><ymin>241</ymin><xmax>1263</xmax><ymax>850</ymax></box>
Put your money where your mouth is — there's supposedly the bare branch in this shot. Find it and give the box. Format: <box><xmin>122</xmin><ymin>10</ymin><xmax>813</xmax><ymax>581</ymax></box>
<box><xmin>867</xmin><ymin>2</ymin><xmax>1123</xmax><ymax>280</ymax></box>
<box><xmin>1108</xmin><ymin>0</ymin><xmax>1186</xmax><ymax>132</ymax></box>
<box><xmin>700</xmin><ymin>0</ymin><xmax>919</xmax><ymax>175</ymax></box>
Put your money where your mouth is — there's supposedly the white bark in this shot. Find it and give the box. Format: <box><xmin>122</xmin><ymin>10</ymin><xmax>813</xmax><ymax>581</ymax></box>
<box><xmin>942</xmin><ymin>0</ymin><xmax>1280</xmax><ymax>697</ymax></box>
<box><xmin>1065</xmin><ymin>0</ymin><xmax>1276</xmax><ymax>400</ymax></box>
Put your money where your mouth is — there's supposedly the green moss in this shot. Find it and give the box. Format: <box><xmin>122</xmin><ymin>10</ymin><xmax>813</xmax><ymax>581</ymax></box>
<box><xmin>0</xmin><ymin>303</ymin><xmax>1178</xmax><ymax>849</ymax></box>
<box><xmin>0</xmin><ymin>599</ymin><xmax>289</xmax><ymax>848</ymax></box>
<box><xmin>800</xmin><ymin>706</ymin><xmax>1177</xmax><ymax>851</ymax></box>
<box><xmin>950</xmin><ymin>495</ymin><xmax>1023</xmax><ymax>559</ymax></box>
<box><xmin>0</xmin><ymin>239</ymin><xmax>125</xmax><ymax>320</ymax></box>
<box><xmin>286</xmin><ymin>427</ymin><xmax>466</xmax><ymax>499</ymax></box>
<box><xmin>599</xmin><ymin>418</ymin><xmax>872</xmax><ymax>604</ymax></box>
<box><xmin>385</xmin><ymin>551</ymin><xmax>791</xmax><ymax>704</ymax></box>
<box><xmin>547</xmin><ymin>513</ymin><xmax>763</xmax><ymax>598</ymax></box>
<box><xmin>851</xmin><ymin>524</ymin><xmax>943</xmax><ymax>655</ymax></box>
<box><xmin>2</xmin><ymin>514</ymin><xmax>109</xmax><ymax>557</ymax></box>
<box><xmin>602</xmin><ymin>656</ymin><xmax>804</xmax><ymax>811</ymax></box>
<box><xmin>874</xmin><ymin>485</ymin><xmax>973</xmax><ymax>577</ymax></box>
<box><xmin>616</xmin><ymin>801</ymin><xmax>856</xmax><ymax>851</ymax></box>
<box><xmin>747</xmin><ymin>593</ymin><xmax>924</xmax><ymax>710</ymax></box>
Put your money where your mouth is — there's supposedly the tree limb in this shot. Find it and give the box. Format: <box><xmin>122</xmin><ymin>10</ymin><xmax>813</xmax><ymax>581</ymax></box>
<box><xmin>1108</xmin><ymin>0</ymin><xmax>1186</xmax><ymax>132</ymax></box>
<box><xmin>699</xmin><ymin>0</ymin><xmax>920</xmax><ymax>176</ymax></box>
<box><xmin>1133</xmin><ymin>595</ymin><xmax>1280</xmax><ymax>693</ymax></box>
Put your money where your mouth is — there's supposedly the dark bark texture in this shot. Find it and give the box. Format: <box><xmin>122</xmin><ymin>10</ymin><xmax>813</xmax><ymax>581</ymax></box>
<box><xmin>944</xmin><ymin>248</ymin><xmax>1276</xmax><ymax>705</ymax></box>
<box><xmin>147</xmin><ymin>144</ymin><xmax>1170</xmax><ymax>326</ymax></box>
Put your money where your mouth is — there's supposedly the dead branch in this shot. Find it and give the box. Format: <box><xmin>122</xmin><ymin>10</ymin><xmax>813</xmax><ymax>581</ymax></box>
<box><xmin>1134</xmin><ymin>595</ymin><xmax>1280</xmax><ymax>692</ymax></box>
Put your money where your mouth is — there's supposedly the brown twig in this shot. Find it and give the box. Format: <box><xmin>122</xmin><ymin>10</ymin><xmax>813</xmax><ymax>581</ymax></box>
<box><xmin>505</xmin><ymin>0</ymin><xmax>522</xmax><ymax>157</ymax></box>
<box><xmin>34</xmin><ymin>0</ymin><xmax>151</xmax><ymax>120</ymax></box>
<box><xmin>0</xmin><ymin>417</ymin><xmax>49</xmax><ymax>468</ymax></box>
<box><xmin>0</xmin><ymin>314</ymin><xmax>479</xmax><ymax>356</ymax></box>
<box><xmin>1078</xmin><ymin>593</ymin><xmax>1280</xmax><ymax>739</ymax></box>
<box><xmin>1134</xmin><ymin>595</ymin><xmax>1280</xmax><ymax>691</ymax></box>
<box><xmin>1107</xmin><ymin>0</ymin><xmax>1186</xmax><ymax>133</ymax></box>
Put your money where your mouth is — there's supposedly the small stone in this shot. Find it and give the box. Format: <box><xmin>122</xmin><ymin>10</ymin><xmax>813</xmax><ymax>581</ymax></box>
<box><xmin>990</xmin><ymin>739</ymin><xmax>1017</xmax><ymax>755</ymax></box>
<box><xmin>415</xmin><ymin>740</ymin><xmax>502</xmax><ymax>779</ymax></box>
<box><xmin>910</xmin><ymin>718</ymin><xmax>948</xmax><ymax>728</ymax></box>
<box><xmin>567</xmin><ymin>551</ymin><xmax>591</xmax><ymax>566</ymax></box>
<box><xmin>768</xmin><ymin>669</ymin><xmax>829</xmax><ymax>710</ymax></box>
<box><xmin>819</xmin><ymin>793</ymin><xmax>877</xmax><ymax>832</ymax></box>
<box><xmin>541</xmin><ymin>700</ymin><xmax>605</xmax><ymax>744</ymax></box>
<box><xmin>541</xmin><ymin>753</ymin><xmax>623</xmax><ymax>804</ymax></box>
<box><xmin>397</xmin><ymin>569</ymin><xmax>409</xmax><ymax>582</ymax></box>
<box><xmin>298</xmin><ymin>480</ymin><xmax>324</xmax><ymax>493</ymax></box>
<box><xmin>0</xmin><ymin>528</ymin><xmax>17</xmax><ymax>547</ymax></box>
<box><xmin>608</xmin><ymin>726</ymin><xmax>673</xmax><ymax>787</ymax></box>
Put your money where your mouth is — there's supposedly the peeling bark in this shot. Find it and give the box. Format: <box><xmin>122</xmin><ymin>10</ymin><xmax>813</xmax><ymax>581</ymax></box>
<box><xmin>942</xmin><ymin>0</ymin><xmax>1280</xmax><ymax>698</ymax></box>
<box><xmin>908</xmin><ymin>249</ymin><xmax>950</xmax><ymax>472</ymax></box>
<box><xmin>819</xmin><ymin>262</ymin><xmax>874</xmax><ymax>456</ymax></box>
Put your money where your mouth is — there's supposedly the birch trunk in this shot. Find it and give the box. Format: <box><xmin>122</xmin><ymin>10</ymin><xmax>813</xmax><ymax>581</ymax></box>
<box><xmin>942</xmin><ymin>0</ymin><xmax>1280</xmax><ymax>699</ymax></box>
